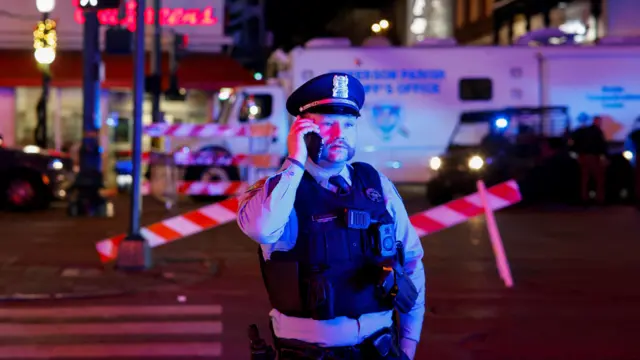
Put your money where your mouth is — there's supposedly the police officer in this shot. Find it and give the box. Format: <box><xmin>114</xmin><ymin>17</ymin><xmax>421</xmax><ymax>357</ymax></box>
<box><xmin>237</xmin><ymin>73</ymin><xmax>425</xmax><ymax>360</ymax></box>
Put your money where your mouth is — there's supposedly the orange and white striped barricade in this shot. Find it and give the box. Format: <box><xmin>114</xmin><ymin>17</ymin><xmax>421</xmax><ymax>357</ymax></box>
<box><xmin>176</xmin><ymin>181</ymin><xmax>249</xmax><ymax>196</ymax></box>
<box><xmin>410</xmin><ymin>179</ymin><xmax>521</xmax><ymax>287</ymax></box>
<box><xmin>143</xmin><ymin>122</ymin><xmax>279</xmax><ymax>209</ymax></box>
<box><xmin>96</xmin><ymin>197</ymin><xmax>240</xmax><ymax>263</ymax></box>
<box><xmin>96</xmin><ymin>180</ymin><xmax>522</xmax><ymax>265</ymax></box>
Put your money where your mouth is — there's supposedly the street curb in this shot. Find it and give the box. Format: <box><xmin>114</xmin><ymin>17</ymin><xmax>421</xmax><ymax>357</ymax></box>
<box><xmin>0</xmin><ymin>289</ymin><xmax>131</xmax><ymax>302</ymax></box>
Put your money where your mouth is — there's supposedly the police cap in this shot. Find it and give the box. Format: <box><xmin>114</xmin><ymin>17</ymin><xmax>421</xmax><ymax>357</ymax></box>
<box><xmin>286</xmin><ymin>72</ymin><xmax>365</xmax><ymax>117</ymax></box>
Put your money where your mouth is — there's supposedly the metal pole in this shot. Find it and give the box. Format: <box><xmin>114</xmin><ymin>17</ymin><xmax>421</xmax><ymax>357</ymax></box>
<box><xmin>42</xmin><ymin>71</ymin><xmax>50</xmax><ymax>146</ymax></box>
<box><xmin>130</xmin><ymin>0</ymin><xmax>145</xmax><ymax>235</ymax></box>
<box><xmin>68</xmin><ymin>10</ymin><xmax>108</xmax><ymax>217</ymax></box>
<box><xmin>35</xmin><ymin>11</ymin><xmax>50</xmax><ymax>148</ymax></box>
<box><xmin>149</xmin><ymin>0</ymin><xmax>162</xmax><ymax>177</ymax></box>
<box><xmin>151</xmin><ymin>0</ymin><xmax>162</xmax><ymax>125</ymax></box>
<box><xmin>116</xmin><ymin>0</ymin><xmax>151</xmax><ymax>271</ymax></box>
<box><xmin>54</xmin><ymin>87</ymin><xmax>62</xmax><ymax>151</ymax></box>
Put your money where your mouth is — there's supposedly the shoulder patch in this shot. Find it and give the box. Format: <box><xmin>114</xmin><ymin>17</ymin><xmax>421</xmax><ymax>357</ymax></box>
<box><xmin>245</xmin><ymin>178</ymin><xmax>267</xmax><ymax>193</ymax></box>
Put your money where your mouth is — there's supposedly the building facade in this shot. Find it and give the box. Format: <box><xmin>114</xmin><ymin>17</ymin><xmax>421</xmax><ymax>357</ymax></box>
<box><xmin>404</xmin><ymin>0</ymin><xmax>455</xmax><ymax>45</ymax></box>
<box><xmin>454</xmin><ymin>0</ymin><xmax>640</xmax><ymax>45</ymax></box>
<box><xmin>0</xmin><ymin>0</ymin><xmax>257</xmax><ymax>152</ymax></box>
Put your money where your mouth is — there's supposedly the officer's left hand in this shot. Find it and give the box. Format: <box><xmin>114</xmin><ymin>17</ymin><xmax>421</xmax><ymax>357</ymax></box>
<box><xmin>400</xmin><ymin>338</ymin><xmax>417</xmax><ymax>360</ymax></box>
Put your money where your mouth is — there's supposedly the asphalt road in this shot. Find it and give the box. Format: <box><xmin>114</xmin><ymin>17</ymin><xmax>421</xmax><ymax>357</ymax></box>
<box><xmin>0</xmin><ymin>189</ymin><xmax>639</xmax><ymax>359</ymax></box>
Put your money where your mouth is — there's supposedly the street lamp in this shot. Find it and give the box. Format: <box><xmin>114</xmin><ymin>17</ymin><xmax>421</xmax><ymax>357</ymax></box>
<box><xmin>34</xmin><ymin>0</ymin><xmax>56</xmax><ymax>149</ymax></box>
<box><xmin>36</xmin><ymin>0</ymin><xmax>56</xmax><ymax>12</ymax></box>
<box><xmin>379</xmin><ymin>19</ymin><xmax>389</xmax><ymax>29</ymax></box>
<box><xmin>33</xmin><ymin>20</ymin><xmax>57</xmax><ymax>64</ymax></box>
<box><xmin>372</xmin><ymin>23</ymin><xmax>381</xmax><ymax>33</ymax></box>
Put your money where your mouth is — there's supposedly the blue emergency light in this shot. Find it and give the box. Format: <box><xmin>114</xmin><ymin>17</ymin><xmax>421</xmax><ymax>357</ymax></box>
<box><xmin>494</xmin><ymin>117</ymin><xmax>508</xmax><ymax>129</ymax></box>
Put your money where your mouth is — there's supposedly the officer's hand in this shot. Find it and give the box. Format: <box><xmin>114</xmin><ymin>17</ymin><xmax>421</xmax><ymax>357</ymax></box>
<box><xmin>287</xmin><ymin>116</ymin><xmax>320</xmax><ymax>164</ymax></box>
<box><xmin>400</xmin><ymin>338</ymin><xmax>417</xmax><ymax>360</ymax></box>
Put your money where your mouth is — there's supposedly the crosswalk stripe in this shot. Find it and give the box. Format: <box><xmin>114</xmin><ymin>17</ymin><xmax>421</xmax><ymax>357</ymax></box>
<box><xmin>0</xmin><ymin>342</ymin><xmax>223</xmax><ymax>358</ymax></box>
<box><xmin>0</xmin><ymin>304</ymin><xmax>224</xmax><ymax>358</ymax></box>
<box><xmin>0</xmin><ymin>321</ymin><xmax>223</xmax><ymax>336</ymax></box>
<box><xmin>0</xmin><ymin>305</ymin><xmax>223</xmax><ymax>319</ymax></box>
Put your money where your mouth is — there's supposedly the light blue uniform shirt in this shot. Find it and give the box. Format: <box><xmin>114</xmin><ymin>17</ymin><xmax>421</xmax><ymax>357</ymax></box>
<box><xmin>237</xmin><ymin>159</ymin><xmax>426</xmax><ymax>346</ymax></box>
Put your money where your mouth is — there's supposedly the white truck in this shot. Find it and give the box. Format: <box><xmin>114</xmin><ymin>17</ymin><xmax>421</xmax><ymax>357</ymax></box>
<box><xmin>164</xmin><ymin>38</ymin><xmax>640</xmax><ymax>185</ymax></box>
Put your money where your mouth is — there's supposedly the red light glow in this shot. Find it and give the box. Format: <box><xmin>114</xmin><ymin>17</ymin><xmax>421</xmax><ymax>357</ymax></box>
<box><xmin>72</xmin><ymin>0</ymin><xmax>218</xmax><ymax>31</ymax></box>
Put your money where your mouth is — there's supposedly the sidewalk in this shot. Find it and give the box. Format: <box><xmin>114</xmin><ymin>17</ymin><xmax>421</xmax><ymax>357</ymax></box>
<box><xmin>0</xmin><ymin>195</ymin><xmax>221</xmax><ymax>301</ymax></box>
<box><xmin>0</xmin><ymin>259</ymin><xmax>219</xmax><ymax>301</ymax></box>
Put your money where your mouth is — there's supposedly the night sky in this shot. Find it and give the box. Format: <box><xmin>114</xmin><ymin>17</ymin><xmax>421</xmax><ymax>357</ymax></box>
<box><xmin>265</xmin><ymin>0</ymin><xmax>393</xmax><ymax>50</ymax></box>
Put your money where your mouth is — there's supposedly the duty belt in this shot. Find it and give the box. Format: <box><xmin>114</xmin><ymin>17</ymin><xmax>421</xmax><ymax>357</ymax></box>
<box><xmin>275</xmin><ymin>326</ymin><xmax>399</xmax><ymax>360</ymax></box>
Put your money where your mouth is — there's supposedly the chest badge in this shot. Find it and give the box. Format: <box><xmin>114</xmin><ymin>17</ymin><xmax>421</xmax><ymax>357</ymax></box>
<box><xmin>366</xmin><ymin>188</ymin><xmax>383</xmax><ymax>202</ymax></box>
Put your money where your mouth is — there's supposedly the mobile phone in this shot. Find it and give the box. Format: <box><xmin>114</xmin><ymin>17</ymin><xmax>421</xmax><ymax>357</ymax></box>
<box><xmin>304</xmin><ymin>132</ymin><xmax>324</xmax><ymax>164</ymax></box>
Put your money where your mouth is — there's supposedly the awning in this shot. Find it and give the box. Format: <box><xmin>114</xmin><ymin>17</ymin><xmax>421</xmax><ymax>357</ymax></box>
<box><xmin>0</xmin><ymin>50</ymin><xmax>261</xmax><ymax>90</ymax></box>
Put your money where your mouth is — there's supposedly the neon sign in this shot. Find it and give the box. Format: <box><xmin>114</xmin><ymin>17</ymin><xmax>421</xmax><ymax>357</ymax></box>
<box><xmin>72</xmin><ymin>0</ymin><xmax>218</xmax><ymax>31</ymax></box>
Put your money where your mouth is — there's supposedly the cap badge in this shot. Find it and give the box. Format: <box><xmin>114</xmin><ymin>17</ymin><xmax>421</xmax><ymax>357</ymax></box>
<box><xmin>332</xmin><ymin>75</ymin><xmax>349</xmax><ymax>99</ymax></box>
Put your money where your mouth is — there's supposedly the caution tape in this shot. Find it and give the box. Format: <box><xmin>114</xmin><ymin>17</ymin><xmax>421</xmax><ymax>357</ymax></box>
<box><xmin>116</xmin><ymin>151</ymin><xmax>282</xmax><ymax>168</ymax></box>
<box><xmin>144</xmin><ymin>123</ymin><xmax>277</xmax><ymax>138</ymax></box>
<box><xmin>95</xmin><ymin>180</ymin><xmax>521</xmax><ymax>263</ymax></box>
<box><xmin>95</xmin><ymin>198</ymin><xmax>239</xmax><ymax>263</ymax></box>
<box><xmin>176</xmin><ymin>181</ymin><xmax>249</xmax><ymax>196</ymax></box>
<box><xmin>409</xmin><ymin>180</ymin><xmax>521</xmax><ymax>236</ymax></box>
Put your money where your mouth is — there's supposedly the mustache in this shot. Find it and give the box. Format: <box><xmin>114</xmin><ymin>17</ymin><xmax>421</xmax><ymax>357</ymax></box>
<box><xmin>327</xmin><ymin>140</ymin><xmax>350</xmax><ymax>148</ymax></box>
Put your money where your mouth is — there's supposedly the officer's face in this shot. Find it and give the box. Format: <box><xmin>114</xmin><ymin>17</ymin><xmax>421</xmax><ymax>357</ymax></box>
<box><xmin>307</xmin><ymin>113</ymin><xmax>357</xmax><ymax>164</ymax></box>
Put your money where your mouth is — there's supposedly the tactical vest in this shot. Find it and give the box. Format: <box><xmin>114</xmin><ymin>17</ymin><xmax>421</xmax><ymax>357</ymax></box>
<box><xmin>259</xmin><ymin>162</ymin><xmax>396</xmax><ymax>320</ymax></box>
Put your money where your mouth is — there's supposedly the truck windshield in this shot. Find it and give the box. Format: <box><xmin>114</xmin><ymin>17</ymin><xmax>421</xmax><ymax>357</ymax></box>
<box><xmin>450</xmin><ymin>107</ymin><xmax>569</xmax><ymax>148</ymax></box>
<box><xmin>450</xmin><ymin>122</ymin><xmax>491</xmax><ymax>147</ymax></box>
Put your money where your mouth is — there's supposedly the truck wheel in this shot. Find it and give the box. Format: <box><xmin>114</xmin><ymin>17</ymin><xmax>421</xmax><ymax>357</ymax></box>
<box><xmin>3</xmin><ymin>174</ymin><xmax>49</xmax><ymax>211</ymax></box>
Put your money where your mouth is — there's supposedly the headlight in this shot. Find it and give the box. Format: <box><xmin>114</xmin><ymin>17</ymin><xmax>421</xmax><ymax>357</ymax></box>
<box><xmin>468</xmin><ymin>155</ymin><xmax>484</xmax><ymax>170</ymax></box>
<box><xmin>429</xmin><ymin>156</ymin><xmax>442</xmax><ymax>170</ymax></box>
<box><xmin>48</xmin><ymin>159</ymin><xmax>64</xmax><ymax>171</ymax></box>
<box><xmin>116</xmin><ymin>174</ymin><xmax>133</xmax><ymax>186</ymax></box>
<box><xmin>623</xmin><ymin>150</ymin><xmax>634</xmax><ymax>161</ymax></box>
<box><xmin>24</xmin><ymin>145</ymin><xmax>41</xmax><ymax>154</ymax></box>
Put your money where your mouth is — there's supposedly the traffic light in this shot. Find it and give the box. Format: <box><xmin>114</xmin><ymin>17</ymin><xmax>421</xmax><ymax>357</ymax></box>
<box><xmin>78</xmin><ymin>0</ymin><xmax>121</xmax><ymax>10</ymax></box>
<box><xmin>173</xmin><ymin>33</ymin><xmax>188</xmax><ymax>61</ymax></box>
<box><xmin>165</xmin><ymin>33</ymin><xmax>188</xmax><ymax>101</ymax></box>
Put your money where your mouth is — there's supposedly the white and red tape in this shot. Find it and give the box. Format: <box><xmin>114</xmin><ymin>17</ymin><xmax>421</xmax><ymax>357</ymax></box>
<box><xmin>95</xmin><ymin>180</ymin><xmax>522</xmax><ymax>264</ymax></box>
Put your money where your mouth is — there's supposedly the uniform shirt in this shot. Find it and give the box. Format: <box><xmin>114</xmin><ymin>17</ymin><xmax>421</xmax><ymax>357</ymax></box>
<box><xmin>237</xmin><ymin>159</ymin><xmax>426</xmax><ymax>347</ymax></box>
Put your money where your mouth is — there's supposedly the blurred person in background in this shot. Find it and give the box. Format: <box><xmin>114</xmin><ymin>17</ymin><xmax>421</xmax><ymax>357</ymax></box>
<box><xmin>570</xmin><ymin>115</ymin><xmax>608</xmax><ymax>205</ymax></box>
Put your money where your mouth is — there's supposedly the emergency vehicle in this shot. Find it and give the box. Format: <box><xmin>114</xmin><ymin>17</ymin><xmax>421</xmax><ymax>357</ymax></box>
<box><xmin>124</xmin><ymin>37</ymin><xmax>640</xmax><ymax>187</ymax></box>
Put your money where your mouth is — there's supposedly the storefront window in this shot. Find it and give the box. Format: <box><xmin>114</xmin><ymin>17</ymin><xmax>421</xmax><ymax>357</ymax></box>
<box><xmin>470</xmin><ymin>0</ymin><xmax>480</xmax><ymax>22</ymax></box>
<box><xmin>512</xmin><ymin>14</ymin><xmax>527</xmax><ymax>40</ymax></box>
<box><xmin>106</xmin><ymin>89</ymin><xmax>212</xmax><ymax>151</ymax></box>
<box><xmin>456</xmin><ymin>0</ymin><xmax>466</xmax><ymax>28</ymax></box>
<box><xmin>106</xmin><ymin>89</ymin><xmax>211</xmax><ymax>127</ymax></box>
<box><xmin>558</xmin><ymin>0</ymin><xmax>597</xmax><ymax>43</ymax></box>
<box><xmin>485</xmin><ymin>0</ymin><xmax>493</xmax><ymax>17</ymax></box>
<box><xmin>14</xmin><ymin>87</ymin><xmax>212</xmax><ymax>151</ymax></box>
<box><xmin>15</xmin><ymin>87</ymin><xmax>84</xmax><ymax>151</ymax></box>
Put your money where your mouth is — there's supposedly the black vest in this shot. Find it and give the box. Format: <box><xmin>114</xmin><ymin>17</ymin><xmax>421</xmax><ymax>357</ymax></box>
<box><xmin>259</xmin><ymin>162</ymin><xmax>395</xmax><ymax>320</ymax></box>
